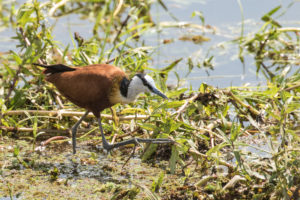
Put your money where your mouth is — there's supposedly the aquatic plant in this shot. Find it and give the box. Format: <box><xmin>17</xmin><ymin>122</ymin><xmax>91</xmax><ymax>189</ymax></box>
<box><xmin>0</xmin><ymin>1</ymin><xmax>299</xmax><ymax>199</ymax></box>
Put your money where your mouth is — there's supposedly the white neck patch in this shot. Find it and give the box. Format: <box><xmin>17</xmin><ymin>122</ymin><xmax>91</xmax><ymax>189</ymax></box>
<box><xmin>123</xmin><ymin>74</ymin><xmax>156</xmax><ymax>103</ymax></box>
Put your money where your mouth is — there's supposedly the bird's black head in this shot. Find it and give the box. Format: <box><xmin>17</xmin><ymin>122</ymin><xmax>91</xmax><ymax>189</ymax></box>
<box><xmin>134</xmin><ymin>73</ymin><xmax>168</xmax><ymax>99</ymax></box>
<box><xmin>119</xmin><ymin>73</ymin><xmax>168</xmax><ymax>102</ymax></box>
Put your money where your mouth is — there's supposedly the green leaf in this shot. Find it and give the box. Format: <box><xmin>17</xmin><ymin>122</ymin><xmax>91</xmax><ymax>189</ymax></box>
<box><xmin>33</xmin><ymin>115</ymin><xmax>38</xmax><ymax>138</ymax></box>
<box><xmin>162</xmin><ymin>119</ymin><xmax>182</xmax><ymax>134</ymax></box>
<box><xmin>286</xmin><ymin>102</ymin><xmax>300</xmax><ymax>114</ymax></box>
<box><xmin>261</xmin><ymin>6</ymin><xmax>282</xmax><ymax>27</ymax></box>
<box><xmin>199</xmin><ymin>83</ymin><xmax>208</xmax><ymax>93</ymax></box>
<box><xmin>63</xmin><ymin>44</ymin><xmax>70</xmax><ymax>61</ymax></box>
<box><xmin>191</xmin><ymin>11</ymin><xmax>205</xmax><ymax>25</ymax></box>
<box><xmin>186</xmin><ymin>57</ymin><xmax>194</xmax><ymax>77</ymax></box>
<box><xmin>222</xmin><ymin>104</ymin><xmax>230</xmax><ymax>117</ymax></box>
<box><xmin>233</xmin><ymin>150</ymin><xmax>243</xmax><ymax>168</ymax></box>
<box><xmin>161</xmin><ymin>58</ymin><xmax>182</xmax><ymax>74</ymax></box>
<box><xmin>151</xmin><ymin>171</ymin><xmax>165</xmax><ymax>193</ymax></box>
<box><xmin>158</xmin><ymin>101</ymin><xmax>185</xmax><ymax>109</ymax></box>
<box><xmin>167</xmin><ymin>88</ymin><xmax>187</xmax><ymax>98</ymax></box>
<box><xmin>206</xmin><ymin>142</ymin><xmax>229</xmax><ymax>156</ymax></box>
<box><xmin>230</xmin><ymin>122</ymin><xmax>241</xmax><ymax>143</ymax></box>
<box><xmin>4</xmin><ymin>64</ymin><xmax>15</xmax><ymax>77</ymax></box>
<box><xmin>13</xmin><ymin>146</ymin><xmax>20</xmax><ymax>157</ymax></box>
<box><xmin>169</xmin><ymin>145</ymin><xmax>179</xmax><ymax>174</ymax></box>
<box><xmin>265</xmin><ymin>5</ymin><xmax>282</xmax><ymax>17</ymax></box>
<box><xmin>11</xmin><ymin>51</ymin><xmax>22</xmax><ymax>65</ymax></box>
<box><xmin>174</xmin><ymin>71</ymin><xmax>180</xmax><ymax>87</ymax></box>
<box><xmin>142</xmin><ymin>144</ymin><xmax>158</xmax><ymax>162</ymax></box>
<box><xmin>139</xmin><ymin>123</ymin><xmax>157</xmax><ymax>131</ymax></box>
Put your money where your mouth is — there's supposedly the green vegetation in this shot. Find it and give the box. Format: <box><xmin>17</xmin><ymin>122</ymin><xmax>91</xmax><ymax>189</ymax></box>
<box><xmin>0</xmin><ymin>0</ymin><xmax>299</xmax><ymax>199</ymax></box>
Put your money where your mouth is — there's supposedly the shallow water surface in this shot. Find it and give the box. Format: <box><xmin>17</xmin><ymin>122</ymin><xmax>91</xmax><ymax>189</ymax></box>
<box><xmin>1</xmin><ymin>0</ymin><xmax>299</xmax><ymax>88</ymax></box>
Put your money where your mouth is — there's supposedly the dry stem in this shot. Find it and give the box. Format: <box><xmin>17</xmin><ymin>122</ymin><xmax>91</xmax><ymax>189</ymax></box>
<box><xmin>3</xmin><ymin>110</ymin><xmax>149</xmax><ymax>121</ymax></box>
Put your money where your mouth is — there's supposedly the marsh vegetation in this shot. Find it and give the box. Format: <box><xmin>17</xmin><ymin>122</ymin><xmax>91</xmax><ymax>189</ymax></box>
<box><xmin>0</xmin><ymin>0</ymin><xmax>299</xmax><ymax>199</ymax></box>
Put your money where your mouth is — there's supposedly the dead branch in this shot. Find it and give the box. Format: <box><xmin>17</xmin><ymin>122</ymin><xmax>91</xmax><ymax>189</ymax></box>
<box><xmin>207</xmin><ymin>123</ymin><xmax>215</xmax><ymax>148</ymax></box>
<box><xmin>285</xmin><ymin>83</ymin><xmax>300</xmax><ymax>92</ymax></box>
<box><xmin>3</xmin><ymin>110</ymin><xmax>149</xmax><ymax>121</ymax></box>
<box><xmin>105</xmin><ymin>51</ymin><xmax>129</xmax><ymax>64</ymax></box>
<box><xmin>174</xmin><ymin>93</ymin><xmax>199</xmax><ymax>119</ymax></box>
<box><xmin>41</xmin><ymin>136</ymin><xmax>69</xmax><ymax>146</ymax></box>
<box><xmin>113</xmin><ymin>14</ymin><xmax>131</xmax><ymax>45</ymax></box>
<box><xmin>224</xmin><ymin>90</ymin><xmax>260</xmax><ymax>117</ymax></box>
<box><xmin>113</xmin><ymin>0</ymin><xmax>124</xmax><ymax>17</ymax></box>
<box><xmin>0</xmin><ymin>126</ymin><xmax>92</xmax><ymax>134</ymax></box>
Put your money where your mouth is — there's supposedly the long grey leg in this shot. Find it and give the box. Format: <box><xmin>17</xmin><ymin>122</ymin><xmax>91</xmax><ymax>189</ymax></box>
<box><xmin>98</xmin><ymin>114</ymin><xmax>111</xmax><ymax>151</ymax></box>
<box><xmin>97</xmin><ymin>113</ymin><xmax>174</xmax><ymax>152</ymax></box>
<box><xmin>71</xmin><ymin>110</ymin><xmax>89</xmax><ymax>154</ymax></box>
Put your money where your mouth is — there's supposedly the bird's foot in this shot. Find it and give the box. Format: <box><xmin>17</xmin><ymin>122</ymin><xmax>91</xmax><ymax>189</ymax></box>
<box><xmin>102</xmin><ymin>137</ymin><xmax>174</xmax><ymax>152</ymax></box>
<box><xmin>135</xmin><ymin>138</ymin><xmax>174</xmax><ymax>144</ymax></box>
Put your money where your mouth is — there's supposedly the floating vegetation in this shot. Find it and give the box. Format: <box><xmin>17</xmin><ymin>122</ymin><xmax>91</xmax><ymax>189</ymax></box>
<box><xmin>179</xmin><ymin>34</ymin><xmax>210</xmax><ymax>44</ymax></box>
<box><xmin>0</xmin><ymin>0</ymin><xmax>299</xmax><ymax>199</ymax></box>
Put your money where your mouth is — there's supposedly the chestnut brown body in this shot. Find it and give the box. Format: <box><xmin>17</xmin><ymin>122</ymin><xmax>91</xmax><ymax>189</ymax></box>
<box><xmin>44</xmin><ymin>64</ymin><xmax>126</xmax><ymax>117</ymax></box>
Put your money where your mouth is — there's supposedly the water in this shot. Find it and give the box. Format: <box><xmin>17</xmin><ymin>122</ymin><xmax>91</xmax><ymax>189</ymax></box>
<box><xmin>1</xmin><ymin>0</ymin><xmax>299</xmax><ymax>88</ymax></box>
<box><xmin>149</xmin><ymin>0</ymin><xmax>300</xmax><ymax>88</ymax></box>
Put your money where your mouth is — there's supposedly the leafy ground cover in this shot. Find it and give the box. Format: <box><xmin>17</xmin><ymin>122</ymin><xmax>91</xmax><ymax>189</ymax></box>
<box><xmin>0</xmin><ymin>1</ymin><xmax>299</xmax><ymax>199</ymax></box>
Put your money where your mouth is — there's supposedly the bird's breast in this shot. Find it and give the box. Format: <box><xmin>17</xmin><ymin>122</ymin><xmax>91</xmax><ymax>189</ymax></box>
<box><xmin>110</xmin><ymin>90</ymin><xmax>133</xmax><ymax>105</ymax></box>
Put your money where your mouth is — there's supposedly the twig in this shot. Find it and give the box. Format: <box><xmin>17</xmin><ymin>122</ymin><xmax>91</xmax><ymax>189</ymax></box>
<box><xmin>41</xmin><ymin>136</ymin><xmax>69</xmax><ymax>146</ymax></box>
<box><xmin>224</xmin><ymin>90</ymin><xmax>260</xmax><ymax>117</ymax></box>
<box><xmin>110</xmin><ymin>107</ymin><xmax>119</xmax><ymax>144</ymax></box>
<box><xmin>174</xmin><ymin>93</ymin><xmax>199</xmax><ymax>119</ymax></box>
<box><xmin>4</xmin><ymin>66</ymin><xmax>22</xmax><ymax>105</ymax></box>
<box><xmin>122</xmin><ymin>143</ymin><xmax>138</xmax><ymax>168</ymax></box>
<box><xmin>0</xmin><ymin>126</ymin><xmax>92</xmax><ymax>134</ymax></box>
<box><xmin>19</xmin><ymin>27</ymin><xmax>31</xmax><ymax>47</ymax></box>
<box><xmin>110</xmin><ymin>107</ymin><xmax>119</xmax><ymax>126</ymax></box>
<box><xmin>112</xmin><ymin>14</ymin><xmax>131</xmax><ymax>45</ymax></box>
<box><xmin>207</xmin><ymin>123</ymin><xmax>215</xmax><ymax>148</ymax></box>
<box><xmin>285</xmin><ymin>83</ymin><xmax>300</xmax><ymax>92</ymax></box>
<box><xmin>181</xmin><ymin>158</ymin><xmax>195</xmax><ymax>174</ymax></box>
<box><xmin>222</xmin><ymin>175</ymin><xmax>246</xmax><ymax>191</ymax></box>
<box><xmin>111</xmin><ymin>134</ymin><xmax>117</xmax><ymax>144</ymax></box>
<box><xmin>54</xmin><ymin>90</ymin><xmax>88</xmax><ymax>125</ymax></box>
<box><xmin>49</xmin><ymin>0</ymin><xmax>69</xmax><ymax>17</ymax></box>
<box><xmin>72</xmin><ymin>115</ymin><xmax>88</xmax><ymax>127</ymax></box>
<box><xmin>256</xmin><ymin>37</ymin><xmax>275</xmax><ymax>79</ymax></box>
<box><xmin>261</xmin><ymin>62</ymin><xmax>275</xmax><ymax>79</ymax></box>
<box><xmin>105</xmin><ymin>51</ymin><xmax>129</xmax><ymax>64</ymax></box>
<box><xmin>3</xmin><ymin>110</ymin><xmax>149</xmax><ymax>120</ymax></box>
<box><xmin>277</xmin><ymin>27</ymin><xmax>300</xmax><ymax>33</ymax></box>
<box><xmin>74</xmin><ymin>32</ymin><xmax>84</xmax><ymax>47</ymax></box>
<box><xmin>54</xmin><ymin>91</ymin><xmax>65</xmax><ymax>109</ymax></box>
<box><xmin>113</xmin><ymin>0</ymin><xmax>124</xmax><ymax>17</ymax></box>
<box><xmin>116</xmin><ymin>128</ymin><xmax>139</xmax><ymax>139</ymax></box>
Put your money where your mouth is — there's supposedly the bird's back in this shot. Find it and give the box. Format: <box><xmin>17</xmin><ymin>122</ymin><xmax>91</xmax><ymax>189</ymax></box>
<box><xmin>45</xmin><ymin>64</ymin><xmax>126</xmax><ymax>117</ymax></box>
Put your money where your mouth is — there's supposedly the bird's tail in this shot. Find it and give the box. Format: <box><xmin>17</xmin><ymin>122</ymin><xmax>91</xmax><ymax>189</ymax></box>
<box><xmin>33</xmin><ymin>63</ymin><xmax>76</xmax><ymax>75</ymax></box>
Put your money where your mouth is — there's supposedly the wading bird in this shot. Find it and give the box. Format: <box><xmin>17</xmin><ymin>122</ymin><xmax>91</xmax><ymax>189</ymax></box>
<box><xmin>33</xmin><ymin>63</ymin><xmax>173</xmax><ymax>154</ymax></box>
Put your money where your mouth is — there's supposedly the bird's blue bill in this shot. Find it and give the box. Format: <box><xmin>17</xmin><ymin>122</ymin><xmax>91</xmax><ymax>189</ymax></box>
<box><xmin>151</xmin><ymin>87</ymin><xmax>168</xmax><ymax>99</ymax></box>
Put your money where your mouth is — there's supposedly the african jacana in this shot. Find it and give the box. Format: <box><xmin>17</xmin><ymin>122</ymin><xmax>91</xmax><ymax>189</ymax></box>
<box><xmin>33</xmin><ymin>63</ymin><xmax>173</xmax><ymax>154</ymax></box>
